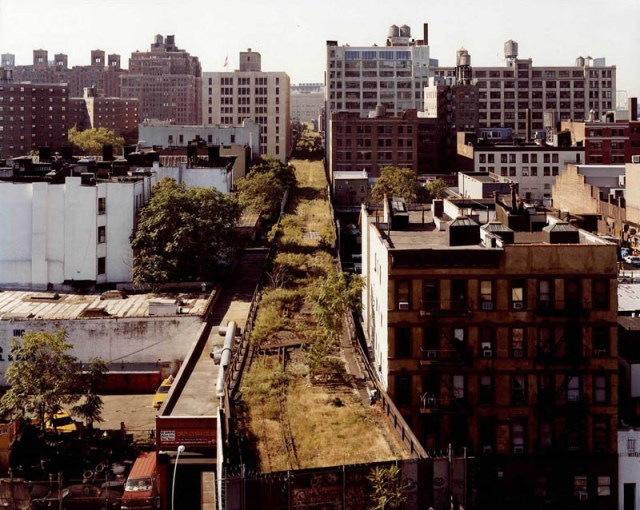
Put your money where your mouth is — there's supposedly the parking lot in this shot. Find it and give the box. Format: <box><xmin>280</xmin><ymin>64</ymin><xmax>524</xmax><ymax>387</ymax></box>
<box><xmin>98</xmin><ymin>394</ymin><xmax>158</xmax><ymax>441</ymax></box>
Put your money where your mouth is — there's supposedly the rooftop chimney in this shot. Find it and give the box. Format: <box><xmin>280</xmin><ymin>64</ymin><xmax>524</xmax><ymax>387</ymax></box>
<box><xmin>423</xmin><ymin>23</ymin><xmax>429</xmax><ymax>45</ymax></box>
<box><xmin>510</xmin><ymin>184</ymin><xmax>517</xmax><ymax>210</ymax></box>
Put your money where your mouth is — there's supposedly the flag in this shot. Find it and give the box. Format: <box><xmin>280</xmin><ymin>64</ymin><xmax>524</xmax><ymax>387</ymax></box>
<box><xmin>223</xmin><ymin>55</ymin><xmax>228</xmax><ymax>68</ymax></box>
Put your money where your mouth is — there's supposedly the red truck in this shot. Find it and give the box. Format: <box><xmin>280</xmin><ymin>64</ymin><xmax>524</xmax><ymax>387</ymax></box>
<box><xmin>121</xmin><ymin>452</ymin><xmax>161</xmax><ymax>509</ymax></box>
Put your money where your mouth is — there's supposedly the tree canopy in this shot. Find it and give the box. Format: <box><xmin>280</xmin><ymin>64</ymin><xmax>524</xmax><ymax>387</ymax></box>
<box><xmin>237</xmin><ymin>156</ymin><xmax>296</xmax><ymax>217</ymax></box>
<box><xmin>68</xmin><ymin>126</ymin><xmax>124</xmax><ymax>156</ymax></box>
<box><xmin>370</xmin><ymin>166</ymin><xmax>419</xmax><ymax>203</ymax></box>
<box><xmin>0</xmin><ymin>330</ymin><xmax>106</xmax><ymax>432</ymax></box>
<box><xmin>425</xmin><ymin>178</ymin><xmax>449</xmax><ymax>200</ymax></box>
<box><xmin>131</xmin><ymin>178</ymin><xmax>241</xmax><ymax>284</ymax></box>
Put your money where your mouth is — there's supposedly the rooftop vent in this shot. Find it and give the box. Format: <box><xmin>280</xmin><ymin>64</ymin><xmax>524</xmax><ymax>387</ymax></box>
<box><xmin>449</xmin><ymin>216</ymin><xmax>480</xmax><ymax>246</ymax></box>
<box><xmin>481</xmin><ymin>221</ymin><xmax>514</xmax><ymax>244</ymax></box>
<box><xmin>542</xmin><ymin>221</ymin><xmax>580</xmax><ymax>244</ymax></box>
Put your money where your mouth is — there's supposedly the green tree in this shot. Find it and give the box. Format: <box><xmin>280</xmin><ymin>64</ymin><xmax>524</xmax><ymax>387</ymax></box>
<box><xmin>72</xmin><ymin>357</ymin><xmax>109</xmax><ymax>428</ymax></box>
<box><xmin>0</xmin><ymin>330</ymin><xmax>79</xmax><ymax>432</ymax></box>
<box><xmin>130</xmin><ymin>178</ymin><xmax>241</xmax><ymax>284</ymax></box>
<box><xmin>68</xmin><ymin>126</ymin><xmax>125</xmax><ymax>156</ymax></box>
<box><xmin>425</xmin><ymin>178</ymin><xmax>449</xmax><ymax>200</ymax></box>
<box><xmin>367</xmin><ymin>464</ymin><xmax>410</xmax><ymax>510</ymax></box>
<box><xmin>371</xmin><ymin>167</ymin><xmax>419</xmax><ymax>203</ymax></box>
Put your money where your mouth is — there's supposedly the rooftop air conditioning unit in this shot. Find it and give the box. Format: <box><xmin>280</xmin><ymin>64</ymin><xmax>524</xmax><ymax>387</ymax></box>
<box><xmin>398</xmin><ymin>301</ymin><xmax>410</xmax><ymax>310</ymax></box>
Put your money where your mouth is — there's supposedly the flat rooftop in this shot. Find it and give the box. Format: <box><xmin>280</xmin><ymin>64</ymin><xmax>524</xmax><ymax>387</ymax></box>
<box><xmin>0</xmin><ymin>290</ymin><xmax>208</xmax><ymax>320</ymax></box>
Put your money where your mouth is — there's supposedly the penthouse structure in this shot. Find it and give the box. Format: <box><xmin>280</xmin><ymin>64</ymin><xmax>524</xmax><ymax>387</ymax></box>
<box><xmin>361</xmin><ymin>194</ymin><xmax>618</xmax><ymax>508</ymax></box>
<box><xmin>120</xmin><ymin>35</ymin><xmax>202</xmax><ymax>125</ymax></box>
<box><xmin>203</xmin><ymin>49</ymin><xmax>291</xmax><ymax>162</ymax></box>
<box><xmin>3</xmin><ymin>49</ymin><xmax>125</xmax><ymax>97</ymax></box>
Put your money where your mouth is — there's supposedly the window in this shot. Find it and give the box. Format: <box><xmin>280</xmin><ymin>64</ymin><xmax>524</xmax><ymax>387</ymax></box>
<box><xmin>538</xmin><ymin>279</ymin><xmax>553</xmax><ymax>309</ymax></box>
<box><xmin>98</xmin><ymin>197</ymin><xmax>106</xmax><ymax>215</ymax></box>
<box><xmin>567</xmin><ymin>375</ymin><xmax>581</xmax><ymax>402</ymax></box>
<box><xmin>422</xmin><ymin>279</ymin><xmax>439</xmax><ymax>310</ymax></box>
<box><xmin>593</xmin><ymin>326</ymin><xmax>609</xmax><ymax>356</ymax></box>
<box><xmin>538</xmin><ymin>421</ymin><xmax>553</xmax><ymax>450</ymax></box>
<box><xmin>511</xmin><ymin>420</ymin><xmax>526</xmax><ymax>453</ymax></box>
<box><xmin>480</xmin><ymin>327</ymin><xmax>494</xmax><ymax>358</ymax></box>
<box><xmin>592</xmin><ymin>278</ymin><xmax>609</xmax><ymax>310</ymax></box>
<box><xmin>451</xmin><ymin>279</ymin><xmax>467</xmax><ymax>310</ymax></box>
<box><xmin>594</xmin><ymin>417</ymin><xmax>609</xmax><ymax>453</ymax></box>
<box><xmin>98</xmin><ymin>226</ymin><xmax>106</xmax><ymax>244</ymax></box>
<box><xmin>511</xmin><ymin>279</ymin><xmax>525</xmax><ymax>309</ymax></box>
<box><xmin>594</xmin><ymin>375</ymin><xmax>608</xmax><ymax>404</ymax></box>
<box><xmin>511</xmin><ymin>327</ymin><xmax>525</xmax><ymax>358</ymax></box>
<box><xmin>97</xmin><ymin>257</ymin><xmax>106</xmax><ymax>275</ymax></box>
<box><xmin>395</xmin><ymin>328</ymin><xmax>412</xmax><ymax>358</ymax></box>
<box><xmin>480</xmin><ymin>280</ymin><xmax>493</xmax><ymax>310</ymax></box>
<box><xmin>511</xmin><ymin>375</ymin><xmax>527</xmax><ymax>404</ymax></box>
<box><xmin>478</xmin><ymin>375</ymin><xmax>493</xmax><ymax>404</ymax></box>
<box><xmin>396</xmin><ymin>280</ymin><xmax>410</xmax><ymax>310</ymax></box>
<box><xmin>452</xmin><ymin>375</ymin><xmax>465</xmax><ymax>400</ymax></box>
<box><xmin>597</xmin><ymin>476</ymin><xmax>611</xmax><ymax>496</ymax></box>
<box><xmin>395</xmin><ymin>375</ymin><xmax>411</xmax><ymax>406</ymax></box>
<box><xmin>574</xmin><ymin>476</ymin><xmax>588</xmax><ymax>497</ymax></box>
<box><xmin>565</xmin><ymin>278</ymin><xmax>581</xmax><ymax>309</ymax></box>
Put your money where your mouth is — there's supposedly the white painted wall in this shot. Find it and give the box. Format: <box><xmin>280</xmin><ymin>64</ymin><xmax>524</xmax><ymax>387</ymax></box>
<box><xmin>361</xmin><ymin>207</ymin><xmax>390</xmax><ymax>390</ymax></box>
<box><xmin>0</xmin><ymin>176</ymin><xmax>150</xmax><ymax>289</ymax></box>
<box><xmin>0</xmin><ymin>316</ymin><xmax>203</xmax><ymax>385</ymax></box>
<box><xmin>151</xmin><ymin>165</ymin><xmax>231</xmax><ymax>194</ymax></box>
<box><xmin>618</xmin><ymin>429</ymin><xmax>640</xmax><ymax>510</ymax></box>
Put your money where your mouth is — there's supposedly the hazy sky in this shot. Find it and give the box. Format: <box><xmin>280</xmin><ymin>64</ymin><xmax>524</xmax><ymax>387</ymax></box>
<box><xmin>1</xmin><ymin>0</ymin><xmax>639</xmax><ymax>102</ymax></box>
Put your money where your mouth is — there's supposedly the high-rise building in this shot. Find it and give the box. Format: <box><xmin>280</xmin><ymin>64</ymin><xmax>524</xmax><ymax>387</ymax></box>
<box><xmin>290</xmin><ymin>83</ymin><xmax>324</xmax><ymax>125</ymax></box>
<box><xmin>325</xmin><ymin>23</ymin><xmax>436</xmax><ymax>119</ymax></box>
<box><xmin>361</xmin><ymin>194</ymin><xmax>618</xmax><ymax>508</ymax></box>
<box><xmin>0</xmin><ymin>72</ymin><xmax>71</xmax><ymax>158</ymax></box>
<box><xmin>434</xmin><ymin>41</ymin><xmax>616</xmax><ymax>138</ymax></box>
<box><xmin>203</xmin><ymin>49</ymin><xmax>291</xmax><ymax>162</ymax></box>
<box><xmin>81</xmin><ymin>87</ymin><xmax>139</xmax><ymax>143</ymax></box>
<box><xmin>120</xmin><ymin>35</ymin><xmax>202</xmax><ymax>125</ymax></box>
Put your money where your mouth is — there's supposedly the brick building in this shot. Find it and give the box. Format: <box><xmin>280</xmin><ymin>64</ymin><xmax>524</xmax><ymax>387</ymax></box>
<box><xmin>329</xmin><ymin>108</ymin><xmax>441</xmax><ymax>178</ymax></box>
<box><xmin>121</xmin><ymin>35</ymin><xmax>202</xmax><ymax>125</ymax></box>
<box><xmin>361</xmin><ymin>194</ymin><xmax>618</xmax><ymax>508</ymax></box>
<box><xmin>0</xmin><ymin>72</ymin><xmax>72</xmax><ymax>158</ymax></box>
<box><xmin>81</xmin><ymin>87</ymin><xmax>139</xmax><ymax>142</ymax></box>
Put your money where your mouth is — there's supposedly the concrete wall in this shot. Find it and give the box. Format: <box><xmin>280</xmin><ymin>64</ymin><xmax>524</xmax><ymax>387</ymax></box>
<box><xmin>0</xmin><ymin>316</ymin><xmax>203</xmax><ymax>385</ymax></box>
<box><xmin>152</xmin><ymin>165</ymin><xmax>231</xmax><ymax>194</ymax></box>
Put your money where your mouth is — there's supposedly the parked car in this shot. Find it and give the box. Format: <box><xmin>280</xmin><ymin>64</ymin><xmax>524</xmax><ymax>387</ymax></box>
<box><xmin>624</xmin><ymin>255</ymin><xmax>640</xmax><ymax>266</ymax></box>
<box><xmin>45</xmin><ymin>408</ymin><xmax>77</xmax><ymax>434</ymax></box>
<box><xmin>152</xmin><ymin>375</ymin><xmax>174</xmax><ymax>410</ymax></box>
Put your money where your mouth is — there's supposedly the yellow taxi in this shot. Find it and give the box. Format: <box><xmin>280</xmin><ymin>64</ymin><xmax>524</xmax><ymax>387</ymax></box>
<box><xmin>45</xmin><ymin>408</ymin><xmax>77</xmax><ymax>434</ymax></box>
<box><xmin>152</xmin><ymin>375</ymin><xmax>174</xmax><ymax>410</ymax></box>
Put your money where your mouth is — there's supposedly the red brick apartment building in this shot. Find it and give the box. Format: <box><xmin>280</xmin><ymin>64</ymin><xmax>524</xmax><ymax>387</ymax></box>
<box><xmin>361</xmin><ymin>194</ymin><xmax>618</xmax><ymax>509</ymax></box>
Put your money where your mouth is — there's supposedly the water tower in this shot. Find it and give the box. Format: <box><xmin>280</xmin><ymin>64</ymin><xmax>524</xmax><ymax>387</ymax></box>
<box><xmin>504</xmin><ymin>40</ymin><xmax>518</xmax><ymax>67</ymax></box>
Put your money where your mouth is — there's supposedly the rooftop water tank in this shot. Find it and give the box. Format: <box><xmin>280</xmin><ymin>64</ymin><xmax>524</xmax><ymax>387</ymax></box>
<box><xmin>400</xmin><ymin>24</ymin><xmax>411</xmax><ymax>37</ymax></box>
<box><xmin>388</xmin><ymin>25</ymin><xmax>400</xmax><ymax>38</ymax></box>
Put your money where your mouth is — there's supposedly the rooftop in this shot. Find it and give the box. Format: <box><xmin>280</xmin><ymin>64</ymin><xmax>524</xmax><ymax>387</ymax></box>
<box><xmin>0</xmin><ymin>290</ymin><xmax>208</xmax><ymax>320</ymax></box>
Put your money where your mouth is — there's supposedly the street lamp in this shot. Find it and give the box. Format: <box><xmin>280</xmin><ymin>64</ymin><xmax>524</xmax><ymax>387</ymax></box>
<box><xmin>172</xmin><ymin>445</ymin><xmax>185</xmax><ymax>510</ymax></box>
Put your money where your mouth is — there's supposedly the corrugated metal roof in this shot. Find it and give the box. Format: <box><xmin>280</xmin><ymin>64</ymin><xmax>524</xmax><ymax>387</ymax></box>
<box><xmin>0</xmin><ymin>291</ymin><xmax>207</xmax><ymax>320</ymax></box>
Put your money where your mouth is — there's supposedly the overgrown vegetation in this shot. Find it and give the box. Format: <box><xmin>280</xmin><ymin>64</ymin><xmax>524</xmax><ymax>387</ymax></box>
<box><xmin>130</xmin><ymin>177</ymin><xmax>241</xmax><ymax>284</ymax></box>
<box><xmin>367</xmin><ymin>464</ymin><xmax>410</xmax><ymax>510</ymax></box>
<box><xmin>291</xmin><ymin>122</ymin><xmax>323</xmax><ymax>160</ymax></box>
<box><xmin>238</xmin><ymin>156</ymin><xmax>407</xmax><ymax>472</ymax></box>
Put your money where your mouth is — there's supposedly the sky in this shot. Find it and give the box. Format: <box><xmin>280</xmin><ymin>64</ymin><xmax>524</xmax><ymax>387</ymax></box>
<box><xmin>1</xmin><ymin>0</ymin><xmax>639</xmax><ymax>103</ymax></box>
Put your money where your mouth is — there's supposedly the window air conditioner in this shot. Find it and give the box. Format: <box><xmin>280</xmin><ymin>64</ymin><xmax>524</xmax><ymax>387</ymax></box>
<box><xmin>426</xmin><ymin>350</ymin><xmax>437</xmax><ymax>359</ymax></box>
<box><xmin>594</xmin><ymin>349</ymin><xmax>607</xmax><ymax>357</ymax></box>
<box><xmin>483</xmin><ymin>348</ymin><xmax>493</xmax><ymax>358</ymax></box>
<box><xmin>482</xmin><ymin>445</ymin><xmax>493</xmax><ymax>454</ymax></box>
<box><xmin>398</xmin><ymin>301</ymin><xmax>410</xmax><ymax>310</ymax></box>
<box><xmin>578</xmin><ymin>491</ymin><xmax>588</xmax><ymax>501</ymax></box>
<box><xmin>513</xmin><ymin>445</ymin><xmax>524</xmax><ymax>454</ymax></box>
<box><xmin>633</xmin><ymin>155</ymin><xmax>640</xmax><ymax>164</ymax></box>
<box><xmin>481</xmin><ymin>301</ymin><xmax>494</xmax><ymax>311</ymax></box>
<box><xmin>513</xmin><ymin>302</ymin><xmax>524</xmax><ymax>310</ymax></box>
<box><xmin>426</xmin><ymin>397</ymin><xmax>437</xmax><ymax>406</ymax></box>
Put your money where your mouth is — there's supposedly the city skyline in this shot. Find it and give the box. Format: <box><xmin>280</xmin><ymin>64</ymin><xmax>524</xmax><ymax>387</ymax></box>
<box><xmin>1</xmin><ymin>0</ymin><xmax>639</xmax><ymax>103</ymax></box>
